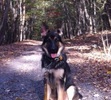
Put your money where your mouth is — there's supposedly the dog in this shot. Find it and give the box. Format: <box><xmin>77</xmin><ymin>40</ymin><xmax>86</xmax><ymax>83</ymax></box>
<box><xmin>41</xmin><ymin>30</ymin><xmax>82</xmax><ymax>100</ymax></box>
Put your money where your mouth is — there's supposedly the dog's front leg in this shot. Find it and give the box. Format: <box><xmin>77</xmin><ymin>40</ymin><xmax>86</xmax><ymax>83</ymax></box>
<box><xmin>44</xmin><ymin>83</ymin><xmax>51</xmax><ymax>100</ymax></box>
<box><xmin>44</xmin><ymin>72</ymin><xmax>51</xmax><ymax>100</ymax></box>
<box><xmin>57</xmin><ymin>83</ymin><xmax>64</xmax><ymax>100</ymax></box>
<box><xmin>44</xmin><ymin>83</ymin><xmax>47</xmax><ymax>100</ymax></box>
<box><xmin>47</xmin><ymin>83</ymin><xmax>51</xmax><ymax>100</ymax></box>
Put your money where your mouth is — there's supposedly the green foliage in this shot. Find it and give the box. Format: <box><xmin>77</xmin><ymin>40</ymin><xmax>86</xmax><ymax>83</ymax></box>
<box><xmin>25</xmin><ymin>0</ymin><xmax>109</xmax><ymax>40</ymax></box>
<box><xmin>25</xmin><ymin>0</ymin><xmax>54</xmax><ymax>39</ymax></box>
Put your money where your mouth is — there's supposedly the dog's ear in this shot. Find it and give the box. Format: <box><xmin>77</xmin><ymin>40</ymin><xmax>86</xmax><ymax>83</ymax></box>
<box><xmin>57</xmin><ymin>29</ymin><xmax>60</xmax><ymax>34</ymax></box>
<box><xmin>47</xmin><ymin>30</ymin><xmax>50</xmax><ymax>33</ymax></box>
<box><xmin>57</xmin><ymin>34</ymin><xmax>64</xmax><ymax>44</ymax></box>
<box><xmin>57</xmin><ymin>29</ymin><xmax>63</xmax><ymax>36</ymax></box>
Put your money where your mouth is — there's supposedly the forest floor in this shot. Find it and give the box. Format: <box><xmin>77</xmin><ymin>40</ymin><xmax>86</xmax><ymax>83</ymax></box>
<box><xmin>0</xmin><ymin>32</ymin><xmax>111</xmax><ymax>100</ymax></box>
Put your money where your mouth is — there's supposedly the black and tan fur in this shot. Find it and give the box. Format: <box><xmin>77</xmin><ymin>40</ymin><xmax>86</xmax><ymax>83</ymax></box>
<box><xmin>41</xmin><ymin>30</ymin><xmax>82</xmax><ymax>100</ymax></box>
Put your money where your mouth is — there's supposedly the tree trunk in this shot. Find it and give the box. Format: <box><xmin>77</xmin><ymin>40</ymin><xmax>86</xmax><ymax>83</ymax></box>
<box><xmin>93</xmin><ymin>0</ymin><xmax>97</xmax><ymax>33</ymax></box>
<box><xmin>19</xmin><ymin>0</ymin><xmax>26</xmax><ymax>41</ymax></box>
<box><xmin>62</xmin><ymin>1</ymin><xmax>74</xmax><ymax>39</ymax></box>
<box><xmin>0</xmin><ymin>0</ymin><xmax>10</xmax><ymax>45</ymax></box>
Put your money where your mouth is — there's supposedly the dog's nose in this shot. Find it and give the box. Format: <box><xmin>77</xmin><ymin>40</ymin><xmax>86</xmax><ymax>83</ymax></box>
<box><xmin>51</xmin><ymin>41</ymin><xmax>56</xmax><ymax>50</ymax></box>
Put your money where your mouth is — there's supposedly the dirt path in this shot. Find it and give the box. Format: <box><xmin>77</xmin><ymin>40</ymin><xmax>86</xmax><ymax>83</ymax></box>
<box><xmin>0</xmin><ymin>39</ymin><xmax>111</xmax><ymax>100</ymax></box>
<box><xmin>0</xmin><ymin>41</ymin><xmax>44</xmax><ymax>100</ymax></box>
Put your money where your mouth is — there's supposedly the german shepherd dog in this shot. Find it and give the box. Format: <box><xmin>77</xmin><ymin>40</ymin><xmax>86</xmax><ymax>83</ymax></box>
<box><xmin>41</xmin><ymin>30</ymin><xmax>82</xmax><ymax>100</ymax></box>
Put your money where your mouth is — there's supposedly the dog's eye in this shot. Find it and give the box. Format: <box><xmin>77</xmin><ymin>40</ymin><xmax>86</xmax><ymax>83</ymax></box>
<box><xmin>47</xmin><ymin>36</ymin><xmax>59</xmax><ymax>43</ymax></box>
<box><xmin>54</xmin><ymin>37</ymin><xmax>56</xmax><ymax>40</ymax></box>
<box><xmin>47</xmin><ymin>37</ymin><xmax>52</xmax><ymax>42</ymax></box>
<box><xmin>49</xmin><ymin>37</ymin><xmax>52</xmax><ymax>40</ymax></box>
<box><xmin>48</xmin><ymin>37</ymin><xmax>56</xmax><ymax>40</ymax></box>
<box><xmin>54</xmin><ymin>37</ymin><xmax>59</xmax><ymax>41</ymax></box>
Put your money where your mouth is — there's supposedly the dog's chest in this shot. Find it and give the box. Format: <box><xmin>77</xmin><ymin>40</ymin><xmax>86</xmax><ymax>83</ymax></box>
<box><xmin>51</xmin><ymin>69</ymin><xmax>64</xmax><ymax>79</ymax></box>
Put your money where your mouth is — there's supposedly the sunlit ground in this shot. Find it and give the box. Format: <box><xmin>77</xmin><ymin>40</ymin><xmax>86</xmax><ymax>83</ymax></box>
<box><xmin>66</xmin><ymin>45</ymin><xmax>111</xmax><ymax>63</ymax></box>
<box><xmin>8</xmin><ymin>54</ymin><xmax>41</xmax><ymax>72</ymax></box>
<box><xmin>1</xmin><ymin>40</ymin><xmax>43</xmax><ymax>81</ymax></box>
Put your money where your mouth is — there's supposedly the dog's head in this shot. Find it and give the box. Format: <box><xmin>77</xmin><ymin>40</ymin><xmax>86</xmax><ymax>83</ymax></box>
<box><xmin>41</xmin><ymin>30</ymin><xmax>64</xmax><ymax>58</ymax></box>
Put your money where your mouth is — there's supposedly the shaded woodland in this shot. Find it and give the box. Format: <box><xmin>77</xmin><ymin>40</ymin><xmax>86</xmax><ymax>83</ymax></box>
<box><xmin>0</xmin><ymin>0</ymin><xmax>111</xmax><ymax>100</ymax></box>
<box><xmin>0</xmin><ymin>0</ymin><xmax>111</xmax><ymax>45</ymax></box>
